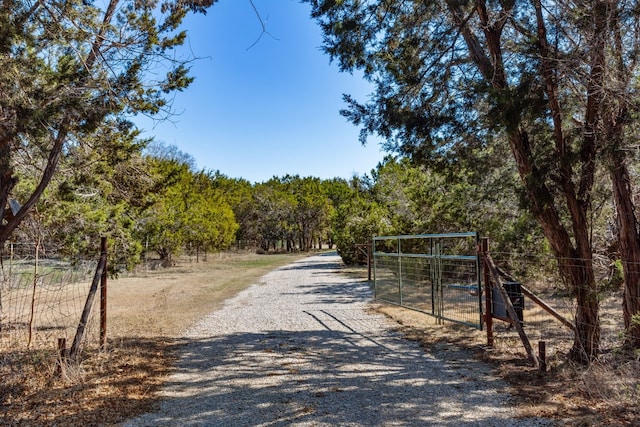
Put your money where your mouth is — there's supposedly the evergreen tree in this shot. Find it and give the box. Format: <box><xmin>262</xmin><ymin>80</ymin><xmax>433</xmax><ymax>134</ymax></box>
<box><xmin>0</xmin><ymin>0</ymin><xmax>211</xmax><ymax>246</ymax></box>
<box><xmin>306</xmin><ymin>0</ymin><xmax>640</xmax><ymax>360</ymax></box>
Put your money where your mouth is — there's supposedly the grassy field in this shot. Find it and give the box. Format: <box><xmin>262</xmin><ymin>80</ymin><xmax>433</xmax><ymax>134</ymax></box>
<box><xmin>107</xmin><ymin>252</ymin><xmax>310</xmax><ymax>338</ymax></box>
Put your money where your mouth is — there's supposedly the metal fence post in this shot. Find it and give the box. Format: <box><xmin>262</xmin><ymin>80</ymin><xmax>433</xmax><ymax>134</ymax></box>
<box><xmin>367</xmin><ymin>239</ymin><xmax>372</xmax><ymax>282</ymax></box>
<box><xmin>372</xmin><ymin>237</ymin><xmax>377</xmax><ymax>299</ymax></box>
<box><xmin>481</xmin><ymin>238</ymin><xmax>494</xmax><ymax>347</ymax></box>
<box><xmin>100</xmin><ymin>237</ymin><xmax>107</xmax><ymax>351</ymax></box>
<box><xmin>398</xmin><ymin>238</ymin><xmax>403</xmax><ymax>305</ymax></box>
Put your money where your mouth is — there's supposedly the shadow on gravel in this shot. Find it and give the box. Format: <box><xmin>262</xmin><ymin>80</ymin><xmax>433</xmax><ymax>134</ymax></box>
<box><xmin>131</xmin><ymin>329</ymin><xmax>523</xmax><ymax>427</ymax></box>
<box><xmin>121</xmin><ymin>254</ymin><xmax>550</xmax><ymax>427</ymax></box>
<box><xmin>284</xmin><ymin>280</ymin><xmax>373</xmax><ymax>306</ymax></box>
<box><xmin>275</xmin><ymin>251</ymin><xmax>342</xmax><ymax>270</ymax></box>
<box><xmin>277</xmin><ymin>262</ymin><xmax>343</xmax><ymax>272</ymax></box>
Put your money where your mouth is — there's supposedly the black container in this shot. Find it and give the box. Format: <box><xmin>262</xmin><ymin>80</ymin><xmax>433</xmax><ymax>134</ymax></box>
<box><xmin>492</xmin><ymin>281</ymin><xmax>524</xmax><ymax>324</ymax></box>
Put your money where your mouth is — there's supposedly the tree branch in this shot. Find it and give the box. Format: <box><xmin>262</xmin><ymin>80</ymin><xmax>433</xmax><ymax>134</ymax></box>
<box><xmin>247</xmin><ymin>0</ymin><xmax>279</xmax><ymax>50</ymax></box>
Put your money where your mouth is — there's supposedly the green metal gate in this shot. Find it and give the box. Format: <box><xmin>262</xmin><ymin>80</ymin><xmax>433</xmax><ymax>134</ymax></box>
<box><xmin>373</xmin><ymin>232</ymin><xmax>482</xmax><ymax>329</ymax></box>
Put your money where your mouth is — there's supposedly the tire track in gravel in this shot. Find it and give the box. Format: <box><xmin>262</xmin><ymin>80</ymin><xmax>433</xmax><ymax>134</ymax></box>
<box><xmin>123</xmin><ymin>253</ymin><xmax>553</xmax><ymax>427</ymax></box>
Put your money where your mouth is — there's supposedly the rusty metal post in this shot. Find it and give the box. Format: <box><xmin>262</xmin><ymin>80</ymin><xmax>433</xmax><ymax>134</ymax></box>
<box><xmin>538</xmin><ymin>341</ymin><xmax>547</xmax><ymax>373</ymax></box>
<box><xmin>100</xmin><ymin>237</ymin><xmax>107</xmax><ymax>351</ymax></box>
<box><xmin>367</xmin><ymin>239</ymin><xmax>372</xmax><ymax>282</ymax></box>
<box><xmin>481</xmin><ymin>238</ymin><xmax>494</xmax><ymax>347</ymax></box>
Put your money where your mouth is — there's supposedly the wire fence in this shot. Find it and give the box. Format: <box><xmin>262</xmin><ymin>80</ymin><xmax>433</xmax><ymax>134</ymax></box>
<box><xmin>489</xmin><ymin>250</ymin><xmax>628</xmax><ymax>363</ymax></box>
<box><xmin>372</xmin><ymin>234</ymin><xmax>633</xmax><ymax>364</ymax></box>
<box><xmin>375</xmin><ymin>255</ymin><xmax>481</xmax><ymax>325</ymax></box>
<box><xmin>373</xmin><ymin>233</ymin><xmax>482</xmax><ymax>329</ymax></box>
<box><xmin>0</xmin><ymin>242</ymin><xmax>101</xmax><ymax>358</ymax></box>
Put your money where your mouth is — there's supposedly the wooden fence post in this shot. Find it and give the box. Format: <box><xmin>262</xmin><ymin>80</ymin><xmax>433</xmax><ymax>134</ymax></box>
<box><xmin>485</xmin><ymin>251</ymin><xmax>540</xmax><ymax>368</ymax></box>
<box><xmin>56</xmin><ymin>337</ymin><xmax>67</xmax><ymax>377</ymax></box>
<box><xmin>539</xmin><ymin>341</ymin><xmax>547</xmax><ymax>373</ymax></box>
<box><xmin>69</xmin><ymin>237</ymin><xmax>107</xmax><ymax>362</ymax></box>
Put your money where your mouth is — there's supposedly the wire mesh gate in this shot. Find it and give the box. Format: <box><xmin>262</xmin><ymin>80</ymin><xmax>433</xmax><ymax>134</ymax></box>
<box><xmin>373</xmin><ymin>232</ymin><xmax>482</xmax><ymax>329</ymax></box>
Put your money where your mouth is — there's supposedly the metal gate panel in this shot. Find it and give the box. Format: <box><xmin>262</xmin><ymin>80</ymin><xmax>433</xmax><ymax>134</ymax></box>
<box><xmin>373</xmin><ymin>232</ymin><xmax>482</xmax><ymax>329</ymax></box>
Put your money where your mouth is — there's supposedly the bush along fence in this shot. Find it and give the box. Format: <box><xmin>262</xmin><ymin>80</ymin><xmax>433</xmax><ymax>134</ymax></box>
<box><xmin>370</xmin><ymin>234</ymin><xmax>630</xmax><ymax>370</ymax></box>
<box><xmin>0</xmin><ymin>237</ymin><xmax>108</xmax><ymax>372</ymax></box>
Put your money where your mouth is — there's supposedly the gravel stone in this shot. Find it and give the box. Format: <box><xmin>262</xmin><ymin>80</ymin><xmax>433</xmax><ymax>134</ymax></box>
<box><xmin>123</xmin><ymin>253</ymin><xmax>553</xmax><ymax>426</ymax></box>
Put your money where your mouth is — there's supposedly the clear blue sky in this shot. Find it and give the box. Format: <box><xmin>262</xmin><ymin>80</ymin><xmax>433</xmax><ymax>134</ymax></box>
<box><xmin>133</xmin><ymin>0</ymin><xmax>386</xmax><ymax>183</ymax></box>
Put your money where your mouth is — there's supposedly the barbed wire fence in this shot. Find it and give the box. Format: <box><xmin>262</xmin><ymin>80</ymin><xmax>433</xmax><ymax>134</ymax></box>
<box><xmin>0</xmin><ymin>241</ymin><xmax>102</xmax><ymax>362</ymax></box>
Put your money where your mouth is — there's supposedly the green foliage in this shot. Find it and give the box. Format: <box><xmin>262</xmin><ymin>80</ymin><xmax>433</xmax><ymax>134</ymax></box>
<box><xmin>0</xmin><ymin>0</ymin><xmax>213</xmax><ymax>245</ymax></box>
<box><xmin>138</xmin><ymin>155</ymin><xmax>238</xmax><ymax>262</ymax></box>
<box><xmin>11</xmin><ymin>123</ymin><xmax>150</xmax><ymax>270</ymax></box>
<box><xmin>207</xmin><ymin>172</ymin><xmax>255</xmax><ymax>245</ymax></box>
<box><xmin>604</xmin><ymin>259</ymin><xmax>625</xmax><ymax>294</ymax></box>
<box><xmin>332</xmin><ymin>196</ymin><xmax>391</xmax><ymax>264</ymax></box>
<box><xmin>308</xmin><ymin>0</ymin><xmax>640</xmax><ymax>357</ymax></box>
<box><xmin>371</xmin><ymin>156</ymin><xmax>544</xmax><ymax>255</ymax></box>
<box><xmin>237</xmin><ymin>175</ymin><xmax>336</xmax><ymax>252</ymax></box>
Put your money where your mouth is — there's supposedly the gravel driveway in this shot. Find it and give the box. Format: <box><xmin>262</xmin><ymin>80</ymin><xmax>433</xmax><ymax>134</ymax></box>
<box><xmin>123</xmin><ymin>253</ymin><xmax>552</xmax><ymax>426</ymax></box>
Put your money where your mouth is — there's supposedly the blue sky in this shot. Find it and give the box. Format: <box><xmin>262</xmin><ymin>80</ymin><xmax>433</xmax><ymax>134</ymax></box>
<box><xmin>133</xmin><ymin>0</ymin><xmax>386</xmax><ymax>183</ymax></box>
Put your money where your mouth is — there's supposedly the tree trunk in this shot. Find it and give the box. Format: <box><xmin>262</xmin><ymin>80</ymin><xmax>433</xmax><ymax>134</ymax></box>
<box><xmin>558</xmin><ymin>256</ymin><xmax>600</xmax><ymax>362</ymax></box>
<box><xmin>509</xmin><ymin>130</ymin><xmax>600</xmax><ymax>362</ymax></box>
<box><xmin>157</xmin><ymin>247</ymin><xmax>169</xmax><ymax>260</ymax></box>
<box><xmin>0</xmin><ymin>135</ymin><xmax>15</xmax><ymax>226</ymax></box>
<box><xmin>610</xmin><ymin>156</ymin><xmax>640</xmax><ymax>348</ymax></box>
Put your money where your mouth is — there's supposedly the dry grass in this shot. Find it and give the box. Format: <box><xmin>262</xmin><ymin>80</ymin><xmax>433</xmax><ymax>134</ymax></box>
<box><xmin>107</xmin><ymin>252</ymin><xmax>309</xmax><ymax>338</ymax></box>
<box><xmin>373</xmin><ymin>303</ymin><xmax>640</xmax><ymax>426</ymax></box>
<box><xmin>340</xmin><ymin>261</ymin><xmax>640</xmax><ymax>426</ymax></box>
<box><xmin>2</xmin><ymin>254</ymin><xmax>639</xmax><ymax>426</ymax></box>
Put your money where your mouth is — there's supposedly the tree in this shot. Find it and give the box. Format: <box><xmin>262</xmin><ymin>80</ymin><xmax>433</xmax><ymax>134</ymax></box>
<box><xmin>0</xmin><ymin>0</ymin><xmax>209</xmax><ymax>247</ymax></box>
<box><xmin>208</xmin><ymin>172</ymin><xmax>256</xmax><ymax>248</ymax></box>
<box><xmin>138</xmin><ymin>156</ymin><xmax>237</xmax><ymax>263</ymax></box>
<box><xmin>288</xmin><ymin>176</ymin><xmax>332</xmax><ymax>250</ymax></box>
<box><xmin>10</xmin><ymin>121</ymin><xmax>152</xmax><ymax>269</ymax></box>
<box><xmin>372</xmin><ymin>155</ymin><xmax>544</xmax><ymax>257</ymax></box>
<box><xmin>250</xmin><ymin>178</ymin><xmax>297</xmax><ymax>252</ymax></box>
<box><xmin>332</xmin><ymin>190</ymin><xmax>392</xmax><ymax>265</ymax></box>
<box><xmin>321</xmin><ymin>177</ymin><xmax>355</xmax><ymax>248</ymax></box>
<box><xmin>183</xmin><ymin>171</ymin><xmax>238</xmax><ymax>258</ymax></box>
<box><xmin>307</xmin><ymin>0</ymin><xmax>640</xmax><ymax>361</ymax></box>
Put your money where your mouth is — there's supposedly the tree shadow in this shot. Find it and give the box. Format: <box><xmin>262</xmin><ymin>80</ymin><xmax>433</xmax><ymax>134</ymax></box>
<box><xmin>123</xmin><ymin>326</ymin><xmax>548</xmax><ymax>426</ymax></box>
<box><xmin>4</xmin><ymin>253</ymin><xmax>554</xmax><ymax>426</ymax></box>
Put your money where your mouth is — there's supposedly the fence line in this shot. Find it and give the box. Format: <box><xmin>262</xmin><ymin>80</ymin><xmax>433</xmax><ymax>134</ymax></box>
<box><xmin>371</xmin><ymin>235</ymin><xmax>634</xmax><ymax>364</ymax></box>
<box><xmin>0</xmin><ymin>242</ymin><xmax>101</xmax><ymax>358</ymax></box>
<box><xmin>489</xmin><ymin>250</ymin><xmax>629</xmax><ymax>363</ymax></box>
